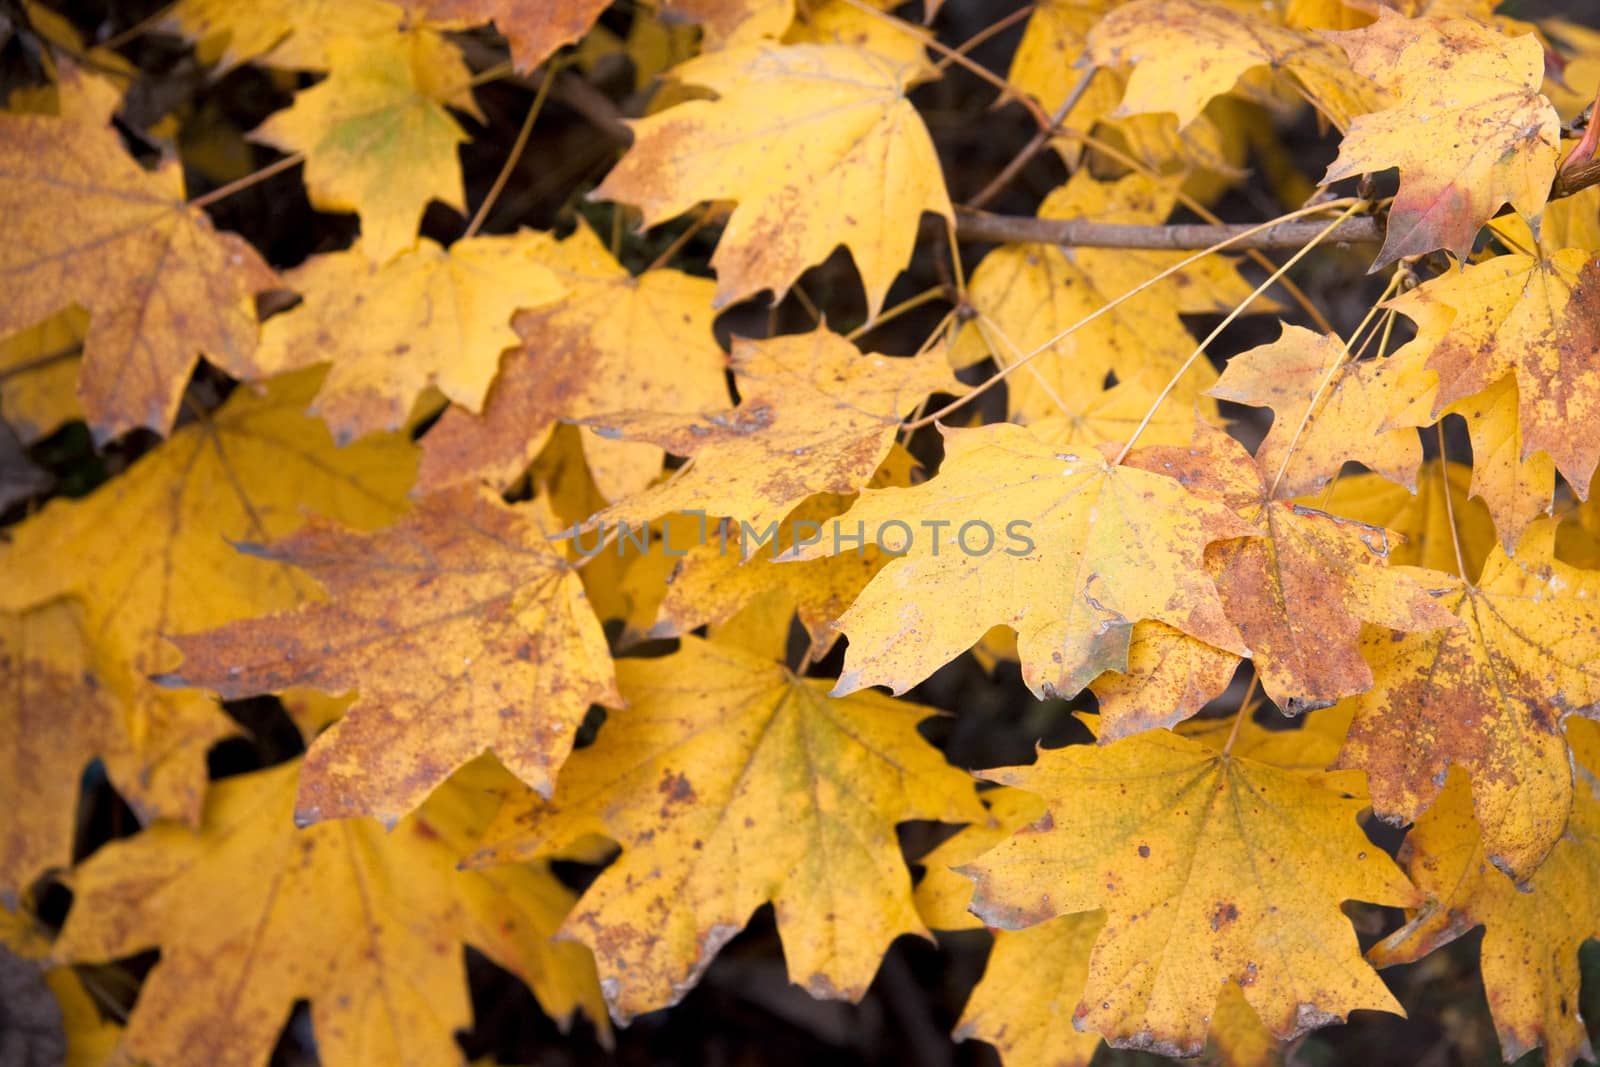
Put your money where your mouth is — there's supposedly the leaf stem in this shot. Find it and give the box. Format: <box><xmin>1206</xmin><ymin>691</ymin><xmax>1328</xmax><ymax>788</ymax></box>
<box><xmin>463</xmin><ymin>62</ymin><xmax>559</xmax><ymax>238</ymax></box>
<box><xmin>188</xmin><ymin>152</ymin><xmax>305</xmax><ymax>208</ymax></box>
<box><xmin>1438</xmin><ymin>423</ymin><xmax>1471</xmax><ymax>585</ymax></box>
<box><xmin>1113</xmin><ymin>200</ymin><xmax>1366</xmax><ymax>465</ymax></box>
<box><xmin>965</xmin><ymin>68</ymin><xmax>1097</xmax><ymax>211</ymax></box>
<box><xmin>837</xmin><ymin>0</ymin><xmax>1054</xmax><ymax>131</ymax></box>
<box><xmin>906</xmin><ymin>198</ymin><xmax>1361</xmax><ymax>432</ymax></box>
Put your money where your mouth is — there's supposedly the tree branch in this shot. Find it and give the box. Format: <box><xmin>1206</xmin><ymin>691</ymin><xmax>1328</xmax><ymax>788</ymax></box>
<box><xmin>952</xmin><ymin>208</ymin><xmax>1385</xmax><ymax>250</ymax></box>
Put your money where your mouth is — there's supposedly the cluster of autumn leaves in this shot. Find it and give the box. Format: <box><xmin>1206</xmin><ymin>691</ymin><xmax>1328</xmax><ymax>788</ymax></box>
<box><xmin>4</xmin><ymin>0</ymin><xmax>1600</xmax><ymax>1064</ymax></box>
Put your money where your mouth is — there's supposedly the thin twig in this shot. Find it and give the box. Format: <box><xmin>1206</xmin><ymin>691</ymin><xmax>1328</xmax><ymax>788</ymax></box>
<box><xmin>966</xmin><ymin>69</ymin><xmax>1097</xmax><ymax>211</ymax></box>
<box><xmin>955</xmin><ymin>208</ymin><xmax>1384</xmax><ymax>250</ymax></box>
<box><xmin>1112</xmin><ymin>200</ymin><xmax>1367</xmax><ymax>464</ymax></box>
<box><xmin>463</xmin><ymin>63</ymin><xmax>559</xmax><ymax>238</ymax></box>
<box><xmin>905</xmin><ymin>198</ymin><xmax>1362</xmax><ymax>431</ymax></box>
<box><xmin>188</xmin><ymin>152</ymin><xmax>304</xmax><ymax>208</ymax></box>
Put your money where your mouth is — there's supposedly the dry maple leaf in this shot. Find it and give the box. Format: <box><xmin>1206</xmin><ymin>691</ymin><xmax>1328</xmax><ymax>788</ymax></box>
<box><xmin>961</xmin><ymin>718</ymin><xmax>1416</xmax><ymax>1057</ymax></box>
<box><xmin>794</xmin><ymin>421</ymin><xmax>1258</xmax><ymax>700</ymax></box>
<box><xmin>585</xmin><ymin>326</ymin><xmax>956</xmax><ymax>532</ymax></box>
<box><xmin>1317</xmin><ymin>460</ymin><xmax>1497</xmax><ymax>578</ymax></box>
<box><xmin>163</xmin><ymin>485</ymin><xmax>618</xmax><ymax>826</ymax></box>
<box><xmin>0</xmin><ymin>68</ymin><xmax>276</xmax><ymax>441</ymax></box>
<box><xmin>1388</xmin><ymin>248</ymin><xmax>1600</xmax><ymax>501</ymax></box>
<box><xmin>1336</xmin><ymin>519</ymin><xmax>1600</xmax><ymax>880</ymax></box>
<box><xmin>592</xmin><ymin>42</ymin><xmax>952</xmax><ymax>319</ymax></box>
<box><xmin>400</xmin><ymin>0</ymin><xmax>612</xmax><ymax>71</ymax></box>
<box><xmin>467</xmin><ymin>635</ymin><xmax>984</xmax><ymax>1023</ymax></box>
<box><xmin>1086</xmin><ymin>622</ymin><xmax>1243</xmax><ymax>741</ymax></box>
<box><xmin>1009</xmin><ymin>0</ymin><xmax>1237</xmax><ymax>172</ymax></box>
<box><xmin>1131</xmin><ymin>421</ymin><xmax>1459</xmax><ymax>712</ymax></box>
<box><xmin>1322</xmin><ymin>13</ymin><xmax>1562</xmax><ymax>266</ymax></box>
<box><xmin>162</xmin><ymin>0</ymin><xmax>406</xmax><ymax>70</ymax></box>
<box><xmin>1206</xmin><ymin>322</ymin><xmax>1425</xmax><ymax>498</ymax></box>
<box><xmin>0</xmin><ymin>309</ymin><xmax>84</xmax><ymax>445</ymax></box>
<box><xmin>643</xmin><ymin>446</ymin><xmax>919</xmax><ymax>654</ymax></box>
<box><xmin>252</xmin><ymin>31</ymin><xmax>480</xmax><ymax>261</ymax></box>
<box><xmin>56</xmin><ymin>758</ymin><xmax>607</xmax><ymax>1067</ymax></box>
<box><xmin>0</xmin><ymin>368</ymin><xmax>417</xmax><ymax>824</ymax></box>
<box><xmin>0</xmin><ymin>600</ymin><xmax>120</xmax><ymax>906</ymax></box>
<box><xmin>417</xmin><ymin>221</ymin><xmax>730</xmax><ymax>501</ymax></box>
<box><xmin>254</xmin><ymin>232</ymin><xmax>565</xmax><ymax>442</ymax></box>
<box><xmin>1086</xmin><ymin>0</ymin><xmax>1380</xmax><ymax>130</ymax></box>
<box><xmin>950</xmin><ymin>172</ymin><xmax>1257</xmax><ymax>425</ymax></box>
<box><xmin>1369</xmin><ymin>745</ymin><xmax>1600</xmax><ymax>1067</ymax></box>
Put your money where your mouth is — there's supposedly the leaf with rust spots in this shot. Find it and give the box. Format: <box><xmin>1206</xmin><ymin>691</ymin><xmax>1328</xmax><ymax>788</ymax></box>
<box><xmin>252</xmin><ymin>31</ymin><xmax>481</xmax><ymax>262</ymax></box>
<box><xmin>254</xmin><ymin>232</ymin><xmax>564</xmax><ymax>442</ymax></box>
<box><xmin>56</xmin><ymin>758</ymin><xmax>608</xmax><ymax>1067</ymax></box>
<box><xmin>1086</xmin><ymin>0</ymin><xmax>1381</xmax><ymax>130</ymax></box>
<box><xmin>1088</xmin><ymin>622</ymin><xmax>1242</xmax><ymax>741</ymax></box>
<box><xmin>794</xmin><ymin>421</ymin><xmax>1258</xmax><ymax>701</ymax></box>
<box><xmin>162</xmin><ymin>0</ymin><xmax>406</xmax><ymax>70</ymax></box>
<box><xmin>163</xmin><ymin>485</ymin><xmax>618</xmax><ymax>826</ymax></box>
<box><xmin>1369</xmin><ymin>750</ymin><xmax>1600</xmax><ymax>1067</ymax></box>
<box><xmin>418</xmin><ymin>222</ymin><xmax>730</xmax><ymax>501</ymax></box>
<box><xmin>1336</xmin><ymin>519</ymin><xmax>1600</xmax><ymax>880</ymax></box>
<box><xmin>1322</xmin><ymin>13</ymin><xmax>1561</xmax><ymax>266</ymax></box>
<box><xmin>1386</xmin><ymin>248</ymin><xmax>1600</xmax><ymax>506</ymax></box>
<box><xmin>592</xmin><ymin>42</ymin><xmax>952</xmax><ymax>319</ymax></box>
<box><xmin>961</xmin><ymin>723</ymin><xmax>1415</xmax><ymax>1057</ymax></box>
<box><xmin>1132</xmin><ymin>421</ymin><xmax>1459</xmax><ymax>713</ymax></box>
<box><xmin>950</xmin><ymin>172</ymin><xmax>1258</xmax><ymax>426</ymax></box>
<box><xmin>649</xmin><ymin>447</ymin><xmax>918</xmax><ymax>656</ymax></box>
<box><xmin>0</xmin><ymin>600</ymin><xmax>121</xmax><ymax>905</ymax></box>
<box><xmin>1316</xmin><ymin>460</ymin><xmax>1497</xmax><ymax>578</ymax></box>
<box><xmin>587</xmin><ymin>326</ymin><xmax>955</xmax><ymax>532</ymax></box>
<box><xmin>0</xmin><ymin>368</ymin><xmax>416</xmax><ymax>825</ymax></box>
<box><xmin>1207</xmin><ymin>322</ymin><xmax>1426</xmax><ymax>498</ymax></box>
<box><xmin>0</xmin><ymin>67</ymin><xmax>277</xmax><ymax>442</ymax></box>
<box><xmin>399</xmin><ymin>0</ymin><xmax>611</xmax><ymax>71</ymax></box>
<box><xmin>467</xmin><ymin>636</ymin><xmax>983</xmax><ymax>1023</ymax></box>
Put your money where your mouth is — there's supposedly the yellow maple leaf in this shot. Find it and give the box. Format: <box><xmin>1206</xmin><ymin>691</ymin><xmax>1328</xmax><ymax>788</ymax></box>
<box><xmin>1009</xmin><ymin>0</ymin><xmax>1235</xmax><ymax>172</ymax></box>
<box><xmin>593</xmin><ymin>42</ymin><xmax>953</xmax><ymax>318</ymax></box>
<box><xmin>163</xmin><ymin>486</ymin><xmax>618</xmax><ymax>826</ymax></box>
<box><xmin>0</xmin><ymin>308</ymin><xmax>84</xmax><ymax>445</ymax></box>
<box><xmin>961</xmin><ymin>720</ymin><xmax>1416</xmax><ymax>1056</ymax></box>
<box><xmin>255</xmin><ymin>231</ymin><xmax>565</xmax><ymax>442</ymax></box>
<box><xmin>951</xmin><ymin>172</ymin><xmax>1257</xmax><ymax>425</ymax></box>
<box><xmin>1316</xmin><ymin>460</ymin><xmax>1497</xmax><ymax>577</ymax></box>
<box><xmin>56</xmin><ymin>758</ymin><xmax>607</xmax><ymax>1067</ymax></box>
<box><xmin>0</xmin><ymin>600</ymin><xmax>120</xmax><ymax>904</ymax></box>
<box><xmin>417</xmin><ymin>221</ymin><xmax>730</xmax><ymax>501</ymax></box>
<box><xmin>467</xmin><ymin>635</ymin><xmax>983</xmax><ymax>1022</ymax></box>
<box><xmin>1086</xmin><ymin>0</ymin><xmax>1380</xmax><ymax>130</ymax></box>
<box><xmin>645</xmin><ymin>446</ymin><xmax>918</xmax><ymax>655</ymax></box>
<box><xmin>1206</xmin><ymin>322</ymin><xmax>1425</xmax><ymax>498</ymax></box>
<box><xmin>1336</xmin><ymin>519</ymin><xmax>1600</xmax><ymax>879</ymax></box>
<box><xmin>1323</xmin><ymin>13</ymin><xmax>1562</xmax><ymax>265</ymax></box>
<box><xmin>658</xmin><ymin>0</ymin><xmax>795</xmax><ymax>49</ymax></box>
<box><xmin>0</xmin><ymin>68</ymin><xmax>276</xmax><ymax>441</ymax></box>
<box><xmin>252</xmin><ymin>31</ymin><xmax>481</xmax><ymax>261</ymax></box>
<box><xmin>1388</xmin><ymin>248</ymin><xmax>1600</xmax><ymax>501</ymax></box>
<box><xmin>797</xmin><ymin>421</ymin><xmax>1258</xmax><ymax>700</ymax></box>
<box><xmin>0</xmin><ymin>369</ymin><xmax>417</xmax><ymax>824</ymax></box>
<box><xmin>1369</xmin><ymin>747</ymin><xmax>1600</xmax><ymax>1067</ymax></box>
<box><xmin>586</xmin><ymin>326</ymin><xmax>955</xmax><ymax>531</ymax></box>
<box><xmin>1087</xmin><ymin>622</ymin><xmax>1243</xmax><ymax>740</ymax></box>
<box><xmin>163</xmin><ymin>0</ymin><xmax>406</xmax><ymax>70</ymax></box>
